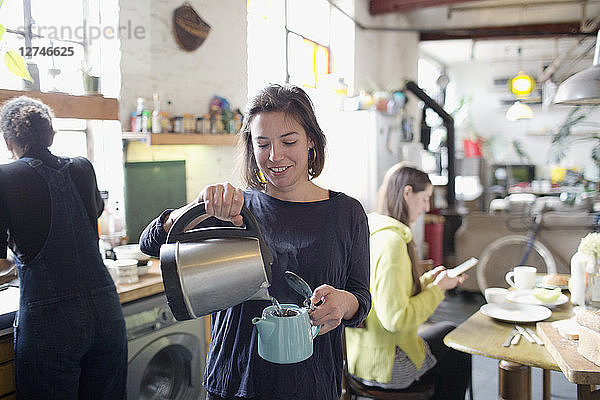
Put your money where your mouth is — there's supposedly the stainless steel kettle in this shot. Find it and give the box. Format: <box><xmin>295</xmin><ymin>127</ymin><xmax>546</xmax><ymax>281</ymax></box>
<box><xmin>160</xmin><ymin>203</ymin><xmax>273</xmax><ymax>320</ymax></box>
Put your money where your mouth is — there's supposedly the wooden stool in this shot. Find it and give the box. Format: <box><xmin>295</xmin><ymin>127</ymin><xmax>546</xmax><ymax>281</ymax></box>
<box><xmin>499</xmin><ymin>360</ymin><xmax>531</xmax><ymax>400</ymax></box>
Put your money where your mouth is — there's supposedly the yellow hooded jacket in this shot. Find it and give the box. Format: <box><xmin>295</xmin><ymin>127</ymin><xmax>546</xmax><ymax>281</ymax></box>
<box><xmin>345</xmin><ymin>213</ymin><xmax>444</xmax><ymax>383</ymax></box>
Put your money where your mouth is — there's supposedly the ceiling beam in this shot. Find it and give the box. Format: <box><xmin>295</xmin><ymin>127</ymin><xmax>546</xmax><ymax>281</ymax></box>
<box><xmin>419</xmin><ymin>22</ymin><xmax>594</xmax><ymax>40</ymax></box>
<box><xmin>370</xmin><ymin>0</ymin><xmax>481</xmax><ymax>15</ymax></box>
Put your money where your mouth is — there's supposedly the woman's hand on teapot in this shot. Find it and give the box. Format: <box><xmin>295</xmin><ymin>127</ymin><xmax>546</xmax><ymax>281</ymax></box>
<box><xmin>309</xmin><ymin>285</ymin><xmax>359</xmax><ymax>335</ymax></box>
<box><xmin>198</xmin><ymin>183</ymin><xmax>245</xmax><ymax>226</ymax></box>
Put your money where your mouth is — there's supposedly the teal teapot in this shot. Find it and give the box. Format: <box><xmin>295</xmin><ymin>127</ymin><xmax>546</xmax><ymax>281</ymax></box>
<box><xmin>252</xmin><ymin>271</ymin><xmax>320</xmax><ymax>364</ymax></box>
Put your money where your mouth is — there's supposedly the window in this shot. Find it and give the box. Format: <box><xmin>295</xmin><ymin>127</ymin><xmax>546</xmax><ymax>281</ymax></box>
<box><xmin>247</xmin><ymin>0</ymin><xmax>354</xmax><ymax>95</ymax></box>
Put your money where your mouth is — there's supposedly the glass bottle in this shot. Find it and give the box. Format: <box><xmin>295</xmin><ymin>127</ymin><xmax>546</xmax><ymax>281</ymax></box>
<box><xmin>584</xmin><ymin>258</ymin><xmax>600</xmax><ymax>310</ymax></box>
<box><xmin>152</xmin><ymin>93</ymin><xmax>162</xmax><ymax>133</ymax></box>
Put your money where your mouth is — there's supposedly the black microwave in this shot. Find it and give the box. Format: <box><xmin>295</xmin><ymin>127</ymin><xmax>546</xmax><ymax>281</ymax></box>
<box><xmin>491</xmin><ymin>164</ymin><xmax>536</xmax><ymax>188</ymax></box>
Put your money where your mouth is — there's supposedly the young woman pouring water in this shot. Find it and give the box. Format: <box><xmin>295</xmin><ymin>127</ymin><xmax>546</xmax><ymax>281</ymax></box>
<box><xmin>140</xmin><ymin>83</ymin><xmax>371</xmax><ymax>400</ymax></box>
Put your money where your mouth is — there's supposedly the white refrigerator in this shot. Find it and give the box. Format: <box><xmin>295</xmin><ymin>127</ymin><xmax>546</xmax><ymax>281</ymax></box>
<box><xmin>314</xmin><ymin>110</ymin><xmax>425</xmax><ymax>255</ymax></box>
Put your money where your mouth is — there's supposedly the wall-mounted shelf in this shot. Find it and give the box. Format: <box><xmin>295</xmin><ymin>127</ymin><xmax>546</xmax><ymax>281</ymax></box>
<box><xmin>0</xmin><ymin>89</ymin><xmax>118</xmax><ymax>120</ymax></box>
<box><xmin>122</xmin><ymin>132</ymin><xmax>239</xmax><ymax>146</ymax></box>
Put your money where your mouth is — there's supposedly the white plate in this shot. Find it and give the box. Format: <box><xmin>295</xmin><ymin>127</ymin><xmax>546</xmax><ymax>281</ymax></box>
<box><xmin>535</xmin><ymin>276</ymin><xmax>568</xmax><ymax>290</ymax></box>
<box><xmin>506</xmin><ymin>289</ymin><xmax>568</xmax><ymax>308</ymax></box>
<box><xmin>480</xmin><ymin>303</ymin><xmax>552</xmax><ymax>323</ymax></box>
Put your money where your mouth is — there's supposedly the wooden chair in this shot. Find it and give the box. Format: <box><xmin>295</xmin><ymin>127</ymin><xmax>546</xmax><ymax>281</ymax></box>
<box><xmin>342</xmin><ymin>333</ymin><xmax>435</xmax><ymax>400</ymax></box>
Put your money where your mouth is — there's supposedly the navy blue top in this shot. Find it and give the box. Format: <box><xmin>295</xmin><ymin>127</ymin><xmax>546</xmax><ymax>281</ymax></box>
<box><xmin>140</xmin><ymin>190</ymin><xmax>371</xmax><ymax>400</ymax></box>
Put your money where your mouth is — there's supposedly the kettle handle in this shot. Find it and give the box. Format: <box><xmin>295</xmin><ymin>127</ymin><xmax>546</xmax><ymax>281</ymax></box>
<box><xmin>166</xmin><ymin>202</ymin><xmax>273</xmax><ymax>274</ymax></box>
<box><xmin>167</xmin><ymin>202</ymin><xmax>258</xmax><ymax>242</ymax></box>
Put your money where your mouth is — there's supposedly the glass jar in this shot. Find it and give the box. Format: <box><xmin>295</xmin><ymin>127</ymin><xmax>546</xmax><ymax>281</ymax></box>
<box><xmin>108</xmin><ymin>259</ymin><xmax>139</xmax><ymax>285</ymax></box>
<box><xmin>173</xmin><ymin>116</ymin><xmax>184</xmax><ymax>133</ymax></box>
<box><xmin>183</xmin><ymin>113</ymin><xmax>195</xmax><ymax>133</ymax></box>
<box><xmin>584</xmin><ymin>258</ymin><xmax>600</xmax><ymax>310</ymax></box>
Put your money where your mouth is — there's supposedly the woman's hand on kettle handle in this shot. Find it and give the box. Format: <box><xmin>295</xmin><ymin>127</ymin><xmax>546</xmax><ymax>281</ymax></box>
<box><xmin>162</xmin><ymin>183</ymin><xmax>244</xmax><ymax>232</ymax></box>
<box><xmin>308</xmin><ymin>285</ymin><xmax>359</xmax><ymax>335</ymax></box>
<box><xmin>198</xmin><ymin>183</ymin><xmax>245</xmax><ymax>226</ymax></box>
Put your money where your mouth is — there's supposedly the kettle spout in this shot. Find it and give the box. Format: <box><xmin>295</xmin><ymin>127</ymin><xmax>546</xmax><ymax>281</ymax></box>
<box><xmin>252</xmin><ymin>317</ymin><xmax>276</xmax><ymax>338</ymax></box>
<box><xmin>247</xmin><ymin>282</ymin><xmax>271</xmax><ymax>301</ymax></box>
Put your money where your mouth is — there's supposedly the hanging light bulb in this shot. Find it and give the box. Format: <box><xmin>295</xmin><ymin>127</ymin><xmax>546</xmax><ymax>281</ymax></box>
<box><xmin>510</xmin><ymin>71</ymin><xmax>535</xmax><ymax>97</ymax></box>
<box><xmin>509</xmin><ymin>47</ymin><xmax>535</xmax><ymax>97</ymax></box>
<box><xmin>506</xmin><ymin>101</ymin><xmax>533</xmax><ymax>121</ymax></box>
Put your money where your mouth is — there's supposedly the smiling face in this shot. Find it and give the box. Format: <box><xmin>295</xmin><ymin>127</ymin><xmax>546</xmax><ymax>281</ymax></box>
<box><xmin>403</xmin><ymin>183</ymin><xmax>433</xmax><ymax>224</ymax></box>
<box><xmin>251</xmin><ymin>111</ymin><xmax>313</xmax><ymax>199</ymax></box>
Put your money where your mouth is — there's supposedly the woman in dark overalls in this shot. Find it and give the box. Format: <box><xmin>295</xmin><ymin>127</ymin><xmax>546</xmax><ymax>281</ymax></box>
<box><xmin>0</xmin><ymin>96</ymin><xmax>127</xmax><ymax>399</ymax></box>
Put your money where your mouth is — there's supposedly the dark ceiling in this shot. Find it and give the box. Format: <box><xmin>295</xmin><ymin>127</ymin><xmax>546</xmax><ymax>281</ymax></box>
<box><xmin>368</xmin><ymin>0</ymin><xmax>598</xmax><ymax>41</ymax></box>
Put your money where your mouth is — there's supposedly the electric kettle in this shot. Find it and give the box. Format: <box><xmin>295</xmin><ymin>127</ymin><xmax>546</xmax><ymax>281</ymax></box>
<box><xmin>160</xmin><ymin>203</ymin><xmax>273</xmax><ymax>320</ymax></box>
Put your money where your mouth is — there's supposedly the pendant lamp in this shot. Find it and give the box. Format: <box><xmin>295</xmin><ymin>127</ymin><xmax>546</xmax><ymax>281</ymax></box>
<box><xmin>506</xmin><ymin>101</ymin><xmax>533</xmax><ymax>121</ymax></box>
<box><xmin>554</xmin><ymin>30</ymin><xmax>600</xmax><ymax>104</ymax></box>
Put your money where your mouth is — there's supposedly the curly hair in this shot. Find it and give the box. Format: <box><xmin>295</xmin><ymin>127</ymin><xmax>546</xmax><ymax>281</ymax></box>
<box><xmin>239</xmin><ymin>83</ymin><xmax>327</xmax><ymax>190</ymax></box>
<box><xmin>0</xmin><ymin>96</ymin><xmax>55</xmax><ymax>153</ymax></box>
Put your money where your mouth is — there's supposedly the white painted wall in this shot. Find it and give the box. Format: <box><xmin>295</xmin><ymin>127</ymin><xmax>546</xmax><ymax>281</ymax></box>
<box><xmin>119</xmin><ymin>0</ymin><xmax>248</xmax><ymax>129</ymax></box>
<box><xmin>353</xmin><ymin>6</ymin><xmax>419</xmax><ymax>93</ymax></box>
<box><xmin>445</xmin><ymin>60</ymin><xmax>600</xmax><ymax>181</ymax></box>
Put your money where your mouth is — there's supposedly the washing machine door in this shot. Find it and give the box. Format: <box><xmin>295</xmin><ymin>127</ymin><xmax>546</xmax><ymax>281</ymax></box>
<box><xmin>128</xmin><ymin>332</ymin><xmax>203</xmax><ymax>400</ymax></box>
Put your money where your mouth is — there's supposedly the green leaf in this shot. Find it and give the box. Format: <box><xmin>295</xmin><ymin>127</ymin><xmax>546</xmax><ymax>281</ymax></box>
<box><xmin>4</xmin><ymin>50</ymin><xmax>33</xmax><ymax>82</ymax></box>
<box><xmin>0</xmin><ymin>0</ymin><xmax>4</xmax><ymax>9</ymax></box>
<box><xmin>592</xmin><ymin>142</ymin><xmax>600</xmax><ymax>167</ymax></box>
<box><xmin>0</xmin><ymin>24</ymin><xmax>5</xmax><ymax>41</ymax></box>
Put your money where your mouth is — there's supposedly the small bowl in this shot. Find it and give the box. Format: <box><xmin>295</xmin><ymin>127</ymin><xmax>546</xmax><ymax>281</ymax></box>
<box><xmin>108</xmin><ymin>258</ymin><xmax>139</xmax><ymax>284</ymax></box>
<box><xmin>485</xmin><ymin>287</ymin><xmax>508</xmax><ymax>304</ymax></box>
<box><xmin>114</xmin><ymin>244</ymin><xmax>151</xmax><ymax>266</ymax></box>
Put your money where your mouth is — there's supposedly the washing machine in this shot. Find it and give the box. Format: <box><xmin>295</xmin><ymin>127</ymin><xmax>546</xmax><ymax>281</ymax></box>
<box><xmin>123</xmin><ymin>293</ymin><xmax>206</xmax><ymax>400</ymax></box>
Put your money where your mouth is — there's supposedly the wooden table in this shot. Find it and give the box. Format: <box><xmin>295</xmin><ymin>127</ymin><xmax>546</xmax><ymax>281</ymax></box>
<box><xmin>443</xmin><ymin>302</ymin><xmax>590</xmax><ymax>400</ymax></box>
<box><xmin>537</xmin><ymin>322</ymin><xmax>600</xmax><ymax>400</ymax></box>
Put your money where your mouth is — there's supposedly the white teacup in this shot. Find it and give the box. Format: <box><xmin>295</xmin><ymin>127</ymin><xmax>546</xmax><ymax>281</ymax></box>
<box><xmin>505</xmin><ymin>266</ymin><xmax>537</xmax><ymax>291</ymax></box>
<box><xmin>484</xmin><ymin>287</ymin><xmax>508</xmax><ymax>304</ymax></box>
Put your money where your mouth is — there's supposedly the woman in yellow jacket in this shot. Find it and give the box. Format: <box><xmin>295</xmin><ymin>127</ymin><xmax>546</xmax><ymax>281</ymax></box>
<box><xmin>345</xmin><ymin>163</ymin><xmax>471</xmax><ymax>399</ymax></box>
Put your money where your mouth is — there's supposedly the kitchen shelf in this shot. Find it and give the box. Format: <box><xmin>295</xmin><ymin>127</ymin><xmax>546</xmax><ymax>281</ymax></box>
<box><xmin>122</xmin><ymin>132</ymin><xmax>239</xmax><ymax>146</ymax></box>
<box><xmin>0</xmin><ymin>89</ymin><xmax>118</xmax><ymax>120</ymax></box>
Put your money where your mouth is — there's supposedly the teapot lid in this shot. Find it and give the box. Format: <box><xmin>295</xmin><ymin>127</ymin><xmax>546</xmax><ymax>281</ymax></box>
<box><xmin>284</xmin><ymin>270</ymin><xmax>313</xmax><ymax>305</ymax></box>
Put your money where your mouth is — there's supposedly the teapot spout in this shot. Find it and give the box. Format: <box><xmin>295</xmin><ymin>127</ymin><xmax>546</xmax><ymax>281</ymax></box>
<box><xmin>252</xmin><ymin>317</ymin><xmax>276</xmax><ymax>338</ymax></box>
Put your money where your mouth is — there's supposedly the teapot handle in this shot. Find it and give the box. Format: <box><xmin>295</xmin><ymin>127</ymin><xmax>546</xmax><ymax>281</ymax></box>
<box><xmin>312</xmin><ymin>324</ymin><xmax>321</xmax><ymax>338</ymax></box>
<box><xmin>166</xmin><ymin>202</ymin><xmax>273</xmax><ymax>275</ymax></box>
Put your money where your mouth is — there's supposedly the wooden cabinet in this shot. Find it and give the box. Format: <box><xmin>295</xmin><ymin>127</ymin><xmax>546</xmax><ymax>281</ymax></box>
<box><xmin>0</xmin><ymin>335</ymin><xmax>15</xmax><ymax>399</ymax></box>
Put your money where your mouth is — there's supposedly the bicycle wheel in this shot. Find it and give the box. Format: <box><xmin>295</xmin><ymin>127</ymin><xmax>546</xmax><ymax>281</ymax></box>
<box><xmin>476</xmin><ymin>234</ymin><xmax>557</xmax><ymax>292</ymax></box>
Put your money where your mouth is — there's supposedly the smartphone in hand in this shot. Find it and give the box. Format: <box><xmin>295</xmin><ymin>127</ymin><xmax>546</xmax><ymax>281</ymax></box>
<box><xmin>447</xmin><ymin>257</ymin><xmax>478</xmax><ymax>278</ymax></box>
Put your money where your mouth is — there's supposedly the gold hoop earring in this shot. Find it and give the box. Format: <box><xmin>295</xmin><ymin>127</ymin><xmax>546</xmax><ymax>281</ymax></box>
<box><xmin>308</xmin><ymin>147</ymin><xmax>316</xmax><ymax>163</ymax></box>
<box><xmin>255</xmin><ymin>168</ymin><xmax>268</xmax><ymax>185</ymax></box>
<box><xmin>308</xmin><ymin>147</ymin><xmax>317</xmax><ymax>170</ymax></box>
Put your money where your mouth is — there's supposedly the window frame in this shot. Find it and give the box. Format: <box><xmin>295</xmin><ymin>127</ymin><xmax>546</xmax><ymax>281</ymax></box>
<box><xmin>284</xmin><ymin>0</ymin><xmax>331</xmax><ymax>87</ymax></box>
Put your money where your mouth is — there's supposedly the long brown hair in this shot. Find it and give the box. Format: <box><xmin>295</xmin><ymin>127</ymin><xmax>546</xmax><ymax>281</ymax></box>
<box><xmin>377</xmin><ymin>162</ymin><xmax>431</xmax><ymax>294</ymax></box>
<box><xmin>238</xmin><ymin>83</ymin><xmax>326</xmax><ymax>190</ymax></box>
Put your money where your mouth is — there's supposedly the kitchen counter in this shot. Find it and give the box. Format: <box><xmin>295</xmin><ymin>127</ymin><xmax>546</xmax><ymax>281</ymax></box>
<box><xmin>116</xmin><ymin>258</ymin><xmax>165</xmax><ymax>303</ymax></box>
<box><xmin>0</xmin><ymin>259</ymin><xmax>166</xmax><ymax>336</ymax></box>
